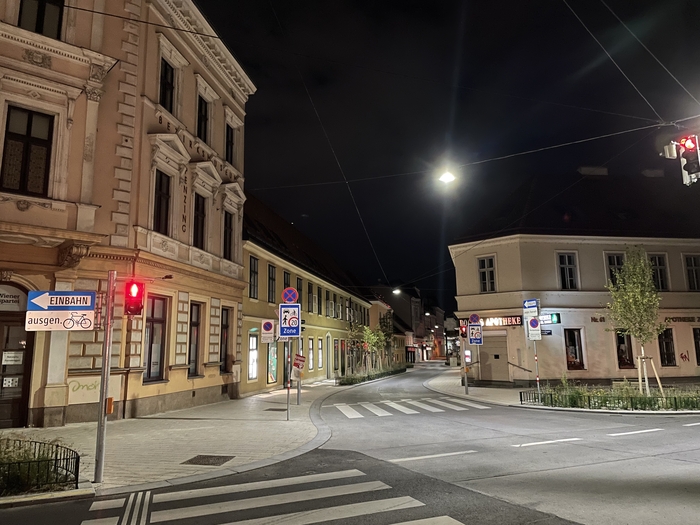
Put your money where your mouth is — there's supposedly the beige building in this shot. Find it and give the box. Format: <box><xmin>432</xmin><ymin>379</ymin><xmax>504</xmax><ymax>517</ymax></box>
<box><xmin>0</xmin><ymin>0</ymin><xmax>255</xmax><ymax>428</ymax></box>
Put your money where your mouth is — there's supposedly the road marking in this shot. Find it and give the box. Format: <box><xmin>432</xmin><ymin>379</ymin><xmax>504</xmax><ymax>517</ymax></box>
<box><xmin>153</xmin><ymin>469</ymin><xmax>365</xmax><ymax>503</ymax></box>
<box><xmin>139</xmin><ymin>492</ymin><xmax>150</xmax><ymax>525</ymax></box>
<box><xmin>607</xmin><ymin>428</ymin><xmax>664</xmax><ymax>437</ymax></box>
<box><xmin>360</xmin><ymin>402</ymin><xmax>393</xmax><ymax>416</ymax></box>
<box><xmin>130</xmin><ymin>492</ymin><xmax>143</xmax><ymax>525</ymax></box>
<box><xmin>335</xmin><ymin>404</ymin><xmax>364</xmax><ymax>418</ymax></box>
<box><xmin>442</xmin><ymin>397</ymin><xmax>491</xmax><ymax>409</ymax></box>
<box><xmin>80</xmin><ymin>519</ymin><xmax>120</xmax><ymax>525</ymax></box>
<box><xmin>89</xmin><ymin>499</ymin><xmax>125</xmax><ymax>511</ymax></box>
<box><xmin>392</xmin><ymin>517</ymin><xmax>465</xmax><ymax>525</ymax></box>
<box><xmin>683</xmin><ymin>422</ymin><xmax>700</xmax><ymax>427</ymax></box>
<box><xmin>422</xmin><ymin>398</ymin><xmax>467</xmax><ymax>411</ymax></box>
<box><xmin>406</xmin><ymin>400</ymin><xmax>444</xmax><ymax>413</ymax></box>
<box><xmin>512</xmin><ymin>438</ymin><xmax>582</xmax><ymax>447</ymax></box>
<box><xmin>390</xmin><ymin>450</ymin><xmax>477</xmax><ymax>463</ymax></box>
<box><xmin>149</xmin><ymin>481</ymin><xmax>391</xmax><ymax>523</ymax></box>
<box><xmin>220</xmin><ymin>496</ymin><xmax>425</xmax><ymax>525</ymax></box>
<box><xmin>382</xmin><ymin>401</ymin><xmax>419</xmax><ymax>414</ymax></box>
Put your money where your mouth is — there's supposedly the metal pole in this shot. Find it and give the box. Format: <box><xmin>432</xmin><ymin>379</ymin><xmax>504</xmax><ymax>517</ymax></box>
<box><xmin>534</xmin><ymin>340</ymin><xmax>541</xmax><ymax>402</ymax></box>
<box><xmin>94</xmin><ymin>270</ymin><xmax>116</xmax><ymax>484</ymax></box>
<box><xmin>286</xmin><ymin>344</ymin><xmax>291</xmax><ymax>421</ymax></box>
<box><xmin>296</xmin><ymin>339</ymin><xmax>301</xmax><ymax>405</ymax></box>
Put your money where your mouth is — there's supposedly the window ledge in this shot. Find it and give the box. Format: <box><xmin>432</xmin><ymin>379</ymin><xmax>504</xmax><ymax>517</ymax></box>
<box><xmin>143</xmin><ymin>379</ymin><xmax>169</xmax><ymax>385</ymax></box>
<box><xmin>204</xmin><ymin>361</ymin><xmax>223</xmax><ymax>367</ymax></box>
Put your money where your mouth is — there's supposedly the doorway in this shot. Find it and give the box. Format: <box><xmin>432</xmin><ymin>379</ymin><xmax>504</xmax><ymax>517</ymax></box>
<box><xmin>0</xmin><ymin>315</ymin><xmax>34</xmax><ymax>428</ymax></box>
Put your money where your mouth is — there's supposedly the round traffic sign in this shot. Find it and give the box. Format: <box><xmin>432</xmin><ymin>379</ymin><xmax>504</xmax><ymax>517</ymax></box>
<box><xmin>262</xmin><ymin>321</ymin><xmax>273</xmax><ymax>332</ymax></box>
<box><xmin>529</xmin><ymin>318</ymin><xmax>540</xmax><ymax>329</ymax></box>
<box><xmin>468</xmin><ymin>313</ymin><xmax>480</xmax><ymax>324</ymax></box>
<box><xmin>282</xmin><ymin>287</ymin><xmax>299</xmax><ymax>304</ymax></box>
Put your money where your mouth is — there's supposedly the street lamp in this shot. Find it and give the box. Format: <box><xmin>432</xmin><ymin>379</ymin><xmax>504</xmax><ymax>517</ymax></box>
<box><xmin>392</xmin><ymin>288</ymin><xmax>401</xmax><ymax>295</ymax></box>
<box><xmin>439</xmin><ymin>171</ymin><xmax>455</xmax><ymax>183</ymax></box>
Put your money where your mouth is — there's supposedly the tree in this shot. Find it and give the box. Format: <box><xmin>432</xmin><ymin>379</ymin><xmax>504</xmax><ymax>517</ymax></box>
<box><xmin>605</xmin><ymin>246</ymin><xmax>666</xmax><ymax>395</ymax></box>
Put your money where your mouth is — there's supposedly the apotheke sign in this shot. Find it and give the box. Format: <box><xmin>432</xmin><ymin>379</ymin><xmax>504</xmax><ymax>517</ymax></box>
<box><xmin>481</xmin><ymin>315</ymin><xmax>523</xmax><ymax>327</ymax></box>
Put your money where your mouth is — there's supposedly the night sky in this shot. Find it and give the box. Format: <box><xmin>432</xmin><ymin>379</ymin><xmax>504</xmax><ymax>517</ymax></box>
<box><xmin>196</xmin><ymin>0</ymin><xmax>700</xmax><ymax>314</ymax></box>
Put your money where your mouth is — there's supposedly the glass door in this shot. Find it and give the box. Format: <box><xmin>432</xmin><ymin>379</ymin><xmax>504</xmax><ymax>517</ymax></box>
<box><xmin>0</xmin><ymin>318</ymin><xmax>33</xmax><ymax>428</ymax></box>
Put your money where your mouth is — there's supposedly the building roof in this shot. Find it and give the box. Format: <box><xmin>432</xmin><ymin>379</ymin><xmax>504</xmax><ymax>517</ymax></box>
<box><xmin>243</xmin><ymin>193</ymin><xmax>369</xmax><ymax>300</ymax></box>
<box><xmin>452</xmin><ymin>173</ymin><xmax>700</xmax><ymax>244</ymax></box>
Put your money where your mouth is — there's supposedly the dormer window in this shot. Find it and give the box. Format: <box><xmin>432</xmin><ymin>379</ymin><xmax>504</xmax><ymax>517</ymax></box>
<box><xmin>19</xmin><ymin>0</ymin><xmax>64</xmax><ymax>40</ymax></box>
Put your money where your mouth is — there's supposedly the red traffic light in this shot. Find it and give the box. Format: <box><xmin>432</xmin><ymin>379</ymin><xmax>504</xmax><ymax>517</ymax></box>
<box><xmin>459</xmin><ymin>324</ymin><xmax>469</xmax><ymax>337</ymax></box>
<box><xmin>124</xmin><ymin>280</ymin><xmax>145</xmax><ymax>316</ymax></box>
<box><xmin>680</xmin><ymin>136</ymin><xmax>697</xmax><ymax>150</ymax></box>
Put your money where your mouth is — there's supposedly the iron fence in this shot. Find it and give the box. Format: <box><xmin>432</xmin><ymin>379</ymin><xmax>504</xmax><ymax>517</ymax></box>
<box><xmin>0</xmin><ymin>439</ymin><xmax>80</xmax><ymax>496</ymax></box>
<box><xmin>519</xmin><ymin>390</ymin><xmax>700</xmax><ymax>411</ymax></box>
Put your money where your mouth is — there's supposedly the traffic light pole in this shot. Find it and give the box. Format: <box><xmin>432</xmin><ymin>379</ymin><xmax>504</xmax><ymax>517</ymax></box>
<box><xmin>94</xmin><ymin>270</ymin><xmax>116</xmax><ymax>484</ymax></box>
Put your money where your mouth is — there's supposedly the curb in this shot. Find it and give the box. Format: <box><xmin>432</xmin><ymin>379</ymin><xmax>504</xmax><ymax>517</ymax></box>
<box><xmin>0</xmin><ymin>487</ymin><xmax>95</xmax><ymax>509</ymax></box>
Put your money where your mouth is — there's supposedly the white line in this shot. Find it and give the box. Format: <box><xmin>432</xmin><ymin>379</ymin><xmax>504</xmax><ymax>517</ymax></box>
<box><xmin>122</xmin><ymin>493</ymin><xmax>135</xmax><ymax>525</ymax></box>
<box><xmin>382</xmin><ymin>401</ymin><xmax>419</xmax><ymax>414</ymax></box>
<box><xmin>392</xmin><ymin>517</ymin><xmax>465</xmax><ymax>525</ymax></box>
<box><xmin>153</xmin><ymin>469</ymin><xmax>366</xmax><ymax>503</ymax></box>
<box><xmin>360</xmin><ymin>402</ymin><xmax>393</xmax><ymax>416</ymax></box>
<box><xmin>220</xmin><ymin>496</ymin><xmax>424</xmax><ymax>525</ymax></box>
<box><xmin>390</xmin><ymin>450</ymin><xmax>477</xmax><ymax>463</ymax></box>
<box><xmin>336</xmin><ymin>404</ymin><xmax>364</xmax><ymax>418</ymax></box>
<box><xmin>422</xmin><ymin>398</ymin><xmax>467</xmax><ymax>411</ymax></box>
<box><xmin>683</xmin><ymin>422</ymin><xmax>700</xmax><ymax>427</ymax></box>
<box><xmin>130</xmin><ymin>492</ymin><xmax>143</xmax><ymax>525</ymax></box>
<box><xmin>89</xmin><ymin>499</ymin><xmax>125</xmax><ymax>511</ymax></box>
<box><xmin>607</xmin><ymin>428</ymin><xmax>664</xmax><ymax>437</ymax></box>
<box><xmin>149</xmin><ymin>481</ymin><xmax>391</xmax><ymax>523</ymax></box>
<box><xmin>442</xmin><ymin>397</ymin><xmax>491</xmax><ymax>409</ymax></box>
<box><xmin>512</xmin><ymin>438</ymin><xmax>582</xmax><ymax>448</ymax></box>
<box><xmin>139</xmin><ymin>491</ymin><xmax>150</xmax><ymax>525</ymax></box>
<box><xmin>406</xmin><ymin>400</ymin><xmax>444</xmax><ymax>413</ymax></box>
<box><xmin>80</xmin><ymin>519</ymin><xmax>120</xmax><ymax>525</ymax></box>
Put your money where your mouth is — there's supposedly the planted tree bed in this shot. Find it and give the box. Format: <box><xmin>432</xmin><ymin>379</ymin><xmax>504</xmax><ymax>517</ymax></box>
<box><xmin>337</xmin><ymin>366</ymin><xmax>407</xmax><ymax>385</ymax></box>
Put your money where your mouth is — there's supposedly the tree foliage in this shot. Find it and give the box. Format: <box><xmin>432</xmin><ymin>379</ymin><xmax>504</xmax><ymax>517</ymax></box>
<box><xmin>605</xmin><ymin>247</ymin><xmax>665</xmax><ymax>345</ymax></box>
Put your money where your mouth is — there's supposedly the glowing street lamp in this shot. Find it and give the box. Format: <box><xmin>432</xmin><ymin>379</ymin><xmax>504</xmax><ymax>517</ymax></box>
<box><xmin>439</xmin><ymin>171</ymin><xmax>455</xmax><ymax>183</ymax></box>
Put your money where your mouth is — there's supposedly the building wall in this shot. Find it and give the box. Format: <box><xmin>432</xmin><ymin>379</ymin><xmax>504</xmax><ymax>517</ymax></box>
<box><xmin>451</xmin><ymin>234</ymin><xmax>700</xmax><ymax>384</ymax></box>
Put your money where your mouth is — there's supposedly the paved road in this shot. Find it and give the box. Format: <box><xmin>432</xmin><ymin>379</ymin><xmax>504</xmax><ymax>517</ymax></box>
<box><xmin>321</xmin><ymin>363</ymin><xmax>700</xmax><ymax>525</ymax></box>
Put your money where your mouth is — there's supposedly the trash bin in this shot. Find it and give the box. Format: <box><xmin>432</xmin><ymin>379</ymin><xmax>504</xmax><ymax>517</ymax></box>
<box><xmin>449</xmin><ymin>357</ymin><xmax>457</xmax><ymax>367</ymax></box>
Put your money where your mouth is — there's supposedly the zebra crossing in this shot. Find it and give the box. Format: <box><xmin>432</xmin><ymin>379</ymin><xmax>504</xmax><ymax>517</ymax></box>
<box><xmin>325</xmin><ymin>397</ymin><xmax>491</xmax><ymax>419</ymax></box>
<box><xmin>81</xmin><ymin>468</ymin><xmax>464</xmax><ymax>525</ymax></box>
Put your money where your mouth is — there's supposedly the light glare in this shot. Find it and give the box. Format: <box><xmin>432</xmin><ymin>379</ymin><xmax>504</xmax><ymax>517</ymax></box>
<box><xmin>439</xmin><ymin>171</ymin><xmax>456</xmax><ymax>183</ymax></box>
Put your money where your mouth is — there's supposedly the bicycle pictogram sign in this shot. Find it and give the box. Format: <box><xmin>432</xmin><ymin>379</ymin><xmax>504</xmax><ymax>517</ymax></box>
<box><xmin>279</xmin><ymin>303</ymin><xmax>301</xmax><ymax>337</ymax></box>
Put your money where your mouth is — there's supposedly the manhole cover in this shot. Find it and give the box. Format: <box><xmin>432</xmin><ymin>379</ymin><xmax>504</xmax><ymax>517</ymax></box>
<box><xmin>265</xmin><ymin>408</ymin><xmax>288</xmax><ymax>412</ymax></box>
<box><xmin>181</xmin><ymin>455</ymin><xmax>235</xmax><ymax>466</ymax></box>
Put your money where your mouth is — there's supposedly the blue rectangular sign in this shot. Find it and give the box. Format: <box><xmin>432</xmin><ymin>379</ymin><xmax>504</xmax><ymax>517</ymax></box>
<box><xmin>279</xmin><ymin>304</ymin><xmax>301</xmax><ymax>337</ymax></box>
<box><xmin>27</xmin><ymin>291</ymin><xmax>96</xmax><ymax>312</ymax></box>
<box><xmin>468</xmin><ymin>323</ymin><xmax>483</xmax><ymax>345</ymax></box>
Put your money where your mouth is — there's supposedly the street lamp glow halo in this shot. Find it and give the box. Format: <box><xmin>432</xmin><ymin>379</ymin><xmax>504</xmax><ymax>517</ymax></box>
<box><xmin>439</xmin><ymin>171</ymin><xmax>456</xmax><ymax>183</ymax></box>
<box><xmin>392</xmin><ymin>288</ymin><xmax>401</xmax><ymax>295</ymax></box>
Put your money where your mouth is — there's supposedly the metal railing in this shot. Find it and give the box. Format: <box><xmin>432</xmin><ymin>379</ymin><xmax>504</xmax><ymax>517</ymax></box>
<box><xmin>0</xmin><ymin>439</ymin><xmax>80</xmax><ymax>496</ymax></box>
<box><xmin>519</xmin><ymin>390</ymin><xmax>700</xmax><ymax>411</ymax></box>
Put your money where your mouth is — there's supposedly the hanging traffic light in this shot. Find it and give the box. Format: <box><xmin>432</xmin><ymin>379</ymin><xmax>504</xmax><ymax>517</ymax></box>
<box><xmin>459</xmin><ymin>324</ymin><xmax>468</xmax><ymax>338</ymax></box>
<box><xmin>679</xmin><ymin>135</ymin><xmax>700</xmax><ymax>185</ymax></box>
<box><xmin>124</xmin><ymin>280</ymin><xmax>145</xmax><ymax>316</ymax></box>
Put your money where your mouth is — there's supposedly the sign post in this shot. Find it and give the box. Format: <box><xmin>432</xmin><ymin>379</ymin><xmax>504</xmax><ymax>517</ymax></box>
<box><xmin>524</xmin><ymin>299</ymin><xmax>541</xmax><ymax>401</ymax></box>
<box><xmin>465</xmin><ymin>314</ymin><xmax>482</xmax><ymax>394</ymax></box>
<box><xmin>279</xmin><ymin>301</ymin><xmax>300</xmax><ymax>421</ymax></box>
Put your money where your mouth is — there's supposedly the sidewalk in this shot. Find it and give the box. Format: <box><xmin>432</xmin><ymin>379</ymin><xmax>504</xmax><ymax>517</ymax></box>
<box><xmin>0</xmin><ymin>381</ymin><xmax>336</xmax><ymax>496</ymax></box>
<box><xmin>425</xmin><ymin>367</ymin><xmax>523</xmax><ymax>405</ymax></box>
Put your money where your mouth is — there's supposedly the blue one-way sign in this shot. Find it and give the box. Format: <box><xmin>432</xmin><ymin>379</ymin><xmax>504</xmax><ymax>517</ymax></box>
<box><xmin>27</xmin><ymin>291</ymin><xmax>96</xmax><ymax>311</ymax></box>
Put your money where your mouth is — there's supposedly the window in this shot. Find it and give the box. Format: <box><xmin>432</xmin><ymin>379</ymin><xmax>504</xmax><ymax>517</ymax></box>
<box><xmin>144</xmin><ymin>296</ymin><xmax>167</xmax><ymax>381</ymax></box>
<box><xmin>267</xmin><ymin>342</ymin><xmax>277</xmax><ymax>384</ymax></box>
<box><xmin>193</xmin><ymin>193</ymin><xmax>206</xmax><ymax>250</ymax></box>
<box><xmin>615</xmin><ymin>331</ymin><xmax>634</xmax><ymax>369</ymax></box>
<box><xmin>558</xmin><ymin>253</ymin><xmax>578</xmax><ymax>290</ymax></box>
<box><xmin>334</xmin><ymin>338</ymin><xmax>339</xmax><ymax>371</ymax></box>
<box><xmin>565</xmin><ymin>328</ymin><xmax>584</xmax><ymax>370</ymax></box>
<box><xmin>308</xmin><ymin>338</ymin><xmax>314</xmax><ymax>369</ymax></box>
<box><xmin>188</xmin><ymin>303</ymin><xmax>202</xmax><ymax>377</ymax></box>
<box><xmin>267</xmin><ymin>265</ymin><xmax>276</xmax><ymax>303</ymax></box>
<box><xmin>19</xmin><ymin>0</ymin><xmax>64</xmax><ymax>39</ymax></box>
<box><xmin>326</xmin><ymin>291</ymin><xmax>330</xmax><ymax>317</ymax></box>
<box><xmin>317</xmin><ymin>286</ymin><xmax>322</xmax><ymax>315</ymax></box>
<box><xmin>1</xmin><ymin>106</ymin><xmax>54</xmax><ymax>197</ymax></box>
<box><xmin>338</xmin><ymin>296</ymin><xmax>343</xmax><ymax>320</ymax></box>
<box><xmin>223</xmin><ymin>211</ymin><xmax>233</xmax><ymax>261</ymax></box>
<box><xmin>225</xmin><ymin>124</ymin><xmax>235</xmax><ymax>165</ymax></box>
<box><xmin>318</xmin><ymin>338</ymin><xmax>323</xmax><ymax>368</ymax></box>
<box><xmin>606</xmin><ymin>253</ymin><xmax>624</xmax><ymax>286</ymax></box>
<box><xmin>297</xmin><ymin>278</ymin><xmax>303</xmax><ymax>308</ymax></box>
<box><xmin>284</xmin><ymin>271</ymin><xmax>291</xmax><ymax>290</ymax></box>
<box><xmin>333</xmin><ymin>294</ymin><xmax>337</xmax><ymax>319</ymax></box>
<box><xmin>307</xmin><ymin>283</ymin><xmax>313</xmax><ymax>313</ymax></box>
<box><xmin>248</xmin><ymin>334</ymin><xmax>258</xmax><ymax>380</ymax></box>
<box><xmin>694</xmin><ymin>328</ymin><xmax>700</xmax><ymax>366</ymax></box>
<box><xmin>249</xmin><ymin>256</ymin><xmax>258</xmax><ymax>299</ymax></box>
<box><xmin>196</xmin><ymin>95</ymin><xmax>209</xmax><ymax>143</ymax></box>
<box><xmin>220</xmin><ymin>307</ymin><xmax>231</xmax><ymax>373</ymax></box>
<box><xmin>478</xmin><ymin>257</ymin><xmax>496</xmax><ymax>293</ymax></box>
<box><xmin>649</xmin><ymin>255</ymin><xmax>668</xmax><ymax>291</ymax></box>
<box><xmin>153</xmin><ymin>170</ymin><xmax>170</xmax><ymax>236</ymax></box>
<box><xmin>159</xmin><ymin>59</ymin><xmax>175</xmax><ymax>114</ymax></box>
<box><xmin>299</xmin><ymin>337</ymin><xmax>304</xmax><ymax>356</ymax></box>
<box><xmin>686</xmin><ymin>256</ymin><xmax>700</xmax><ymax>291</ymax></box>
<box><xmin>658</xmin><ymin>328</ymin><xmax>676</xmax><ymax>367</ymax></box>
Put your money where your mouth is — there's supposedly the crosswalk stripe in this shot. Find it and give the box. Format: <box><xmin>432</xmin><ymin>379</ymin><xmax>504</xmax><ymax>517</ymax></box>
<box><xmin>149</xmin><ymin>480</ymin><xmax>391</xmax><ymax>523</ymax></box>
<box><xmin>139</xmin><ymin>492</ymin><xmax>150</xmax><ymax>525</ymax></box>
<box><xmin>79</xmin><ymin>518</ymin><xmax>119</xmax><ymax>525</ymax></box>
<box><xmin>130</xmin><ymin>492</ymin><xmax>143</xmax><ymax>525</ymax></box>
<box><xmin>89</xmin><ymin>499</ymin><xmax>125</xmax><ymax>511</ymax></box>
<box><xmin>392</xmin><ymin>517</ymin><xmax>464</xmax><ymax>524</ymax></box>
<box><xmin>442</xmin><ymin>397</ymin><xmax>491</xmax><ymax>409</ymax></box>
<box><xmin>335</xmin><ymin>404</ymin><xmax>364</xmax><ymax>418</ymax></box>
<box><xmin>422</xmin><ymin>398</ymin><xmax>467</xmax><ymax>411</ymax></box>
<box><xmin>219</xmin><ymin>496</ymin><xmax>424</xmax><ymax>525</ymax></box>
<box><xmin>360</xmin><ymin>402</ymin><xmax>393</xmax><ymax>416</ymax></box>
<box><xmin>153</xmin><ymin>469</ymin><xmax>366</xmax><ymax>503</ymax></box>
<box><xmin>406</xmin><ymin>400</ymin><xmax>444</xmax><ymax>412</ymax></box>
<box><xmin>382</xmin><ymin>401</ymin><xmax>419</xmax><ymax>414</ymax></box>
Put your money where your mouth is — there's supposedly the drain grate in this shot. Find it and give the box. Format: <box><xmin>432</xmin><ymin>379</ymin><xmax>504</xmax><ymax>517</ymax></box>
<box><xmin>265</xmin><ymin>408</ymin><xmax>288</xmax><ymax>412</ymax></box>
<box><xmin>181</xmin><ymin>455</ymin><xmax>235</xmax><ymax>466</ymax></box>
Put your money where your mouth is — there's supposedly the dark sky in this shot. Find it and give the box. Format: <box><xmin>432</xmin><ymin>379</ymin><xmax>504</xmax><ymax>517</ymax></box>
<box><xmin>196</xmin><ymin>0</ymin><xmax>700</xmax><ymax>314</ymax></box>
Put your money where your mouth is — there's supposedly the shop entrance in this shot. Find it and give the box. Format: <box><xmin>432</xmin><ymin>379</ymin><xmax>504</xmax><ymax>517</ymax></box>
<box><xmin>479</xmin><ymin>335</ymin><xmax>510</xmax><ymax>383</ymax></box>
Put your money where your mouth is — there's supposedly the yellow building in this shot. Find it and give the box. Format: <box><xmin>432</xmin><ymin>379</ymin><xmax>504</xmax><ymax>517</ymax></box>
<box><xmin>0</xmin><ymin>0</ymin><xmax>254</xmax><ymax>427</ymax></box>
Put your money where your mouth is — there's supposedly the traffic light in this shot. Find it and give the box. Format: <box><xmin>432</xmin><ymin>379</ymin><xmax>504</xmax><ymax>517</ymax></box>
<box><xmin>679</xmin><ymin>135</ymin><xmax>700</xmax><ymax>185</ymax></box>
<box><xmin>550</xmin><ymin>313</ymin><xmax>561</xmax><ymax>324</ymax></box>
<box><xmin>124</xmin><ymin>280</ymin><xmax>145</xmax><ymax>316</ymax></box>
<box><xmin>459</xmin><ymin>324</ymin><xmax>468</xmax><ymax>338</ymax></box>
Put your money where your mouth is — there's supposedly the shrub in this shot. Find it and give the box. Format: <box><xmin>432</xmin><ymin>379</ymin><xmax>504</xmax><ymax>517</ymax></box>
<box><xmin>338</xmin><ymin>366</ymin><xmax>407</xmax><ymax>385</ymax></box>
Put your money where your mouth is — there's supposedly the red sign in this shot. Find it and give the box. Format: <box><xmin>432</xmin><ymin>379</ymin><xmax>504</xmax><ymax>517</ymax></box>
<box><xmin>293</xmin><ymin>354</ymin><xmax>306</xmax><ymax>370</ymax></box>
<box><xmin>282</xmin><ymin>287</ymin><xmax>299</xmax><ymax>304</ymax></box>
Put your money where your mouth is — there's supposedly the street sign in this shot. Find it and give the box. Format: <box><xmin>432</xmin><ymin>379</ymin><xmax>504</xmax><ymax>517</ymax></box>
<box><xmin>261</xmin><ymin>319</ymin><xmax>275</xmax><ymax>343</ymax></box>
<box><xmin>26</xmin><ymin>291</ymin><xmax>96</xmax><ymax>331</ymax></box>
<box><xmin>279</xmin><ymin>303</ymin><xmax>301</xmax><ymax>337</ymax></box>
<box><xmin>542</xmin><ymin>329</ymin><xmax>553</xmax><ymax>336</ymax></box>
<box><xmin>282</xmin><ymin>287</ymin><xmax>299</xmax><ymax>304</ymax></box>
<box><xmin>468</xmin><ymin>313</ymin><xmax>481</xmax><ymax>324</ymax></box>
<box><xmin>468</xmin><ymin>323</ymin><xmax>483</xmax><ymax>345</ymax></box>
<box><xmin>523</xmin><ymin>298</ymin><xmax>539</xmax><ymax>319</ymax></box>
<box><xmin>528</xmin><ymin>317</ymin><xmax>542</xmax><ymax>341</ymax></box>
<box><xmin>293</xmin><ymin>354</ymin><xmax>306</xmax><ymax>370</ymax></box>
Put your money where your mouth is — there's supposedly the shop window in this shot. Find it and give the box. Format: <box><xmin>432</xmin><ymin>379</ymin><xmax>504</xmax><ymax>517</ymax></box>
<box><xmin>220</xmin><ymin>307</ymin><xmax>231</xmax><ymax>373</ymax></box>
<box><xmin>606</xmin><ymin>253</ymin><xmax>624</xmax><ymax>286</ymax></box>
<box><xmin>153</xmin><ymin>170</ymin><xmax>171</xmax><ymax>236</ymax></box>
<box><xmin>658</xmin><ymin>328</ymin><xmax>676</xmax><ymax>367</ymax></box>
<box><xmin>478</xmin><ymin>256</ymin><xmax>496</xmax><ymax>293</ymax></box>
<box><xmin>308</xmin><ymin>337</ymin><xmax>314</xmax><ymax>369</ymax></box>
<box><xmin>694</xmin><ymin>328</ymin><xmax>700</xmax><ymax>366</ymax></box>
<box><xmin>558</xmin><ymin>253</ymin><xmax>578</xmax><ymax>290</ymax></box>
<box><xmin>318</xmin><ymin>338</ymin><xmax>323</xmax><ymax>368</ymax></box>
<box><xmin>19</xmin><ymin>0</ymin><xmax>64</xmax><ymax>40</ymax></box>
<box><xmin>565</xmin><ymin>328</ymin><xmax>584</xmax><ymax>370</ymax></box>
<box><xmin>144</xmin><ymin>296</ymin><xmax>167</xmax><ymax>382</ymax></box>
<box><xmin>188</xmin><ymin>303</ymin><xmax>202</xmax><ymax>377</ymax></box>
<box><xmin>1</xmin><ymin>106</ymin><xmax>54</xmax><ymax>197</ymax></box>
<box><xmin>615</xmin><ymin>331</ymin><xmax>634</xmax><ymax>369</ymax></box>
<box><xmin>334</xmin><ymin>339</ymin><xmax>339</xmax><ymax>371</ymax></box>
<box><xmin>267</xmin><ymin>342</ymin><xmax>277</xmax><ymax>384</ymax></box>
<box><xmin>248</xmin><ymin>334</ymin><xmax>258</xmax><ymax>380</ymax></box>
<box><xmin>686</xmin><ymin>256</ymin><xmax>700</xmax><ymax>291</ymax></box>
<box><xmin>267</xmin><ymin>265</ymin><xmax>276</xmax><ymax>303</ymax></box>
<box><xmin>649</xmin><ymin>254</ymin><xmax>668</xmax><ymax>291</ymax></box>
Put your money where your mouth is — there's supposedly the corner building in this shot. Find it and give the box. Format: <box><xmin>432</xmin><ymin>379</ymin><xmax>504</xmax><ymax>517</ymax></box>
<box><xmin>0</xmin><ymin>0</ymin><xmax>255</xmax><ymax>427</ymax></box>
